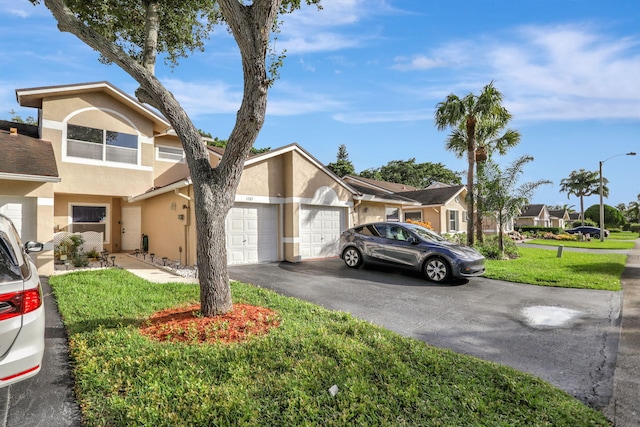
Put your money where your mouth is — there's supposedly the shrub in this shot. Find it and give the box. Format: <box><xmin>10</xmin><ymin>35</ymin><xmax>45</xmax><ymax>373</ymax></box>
<box><xmin>442</xmin><ymin>232</ymin><xmax>466</xmax><ymax>245</ymax></box>
<box><xmin>630</xmin><ymin>223</ymin><xmax>640</xmax><ymax>234</ymax></box>
<box><xmin>516</xmin><ymin>226</ymin><xmax>562</xmax><ymax>235</ymax></box>
<box><xmin>475</xmin><ymin>235</ymin><xmax>520</xmax><ymax>260</ymax></box>
<box><xmin>72</xmin><ymin>254</ymin><xmax>89</xmax><ymax>267</ymax></box>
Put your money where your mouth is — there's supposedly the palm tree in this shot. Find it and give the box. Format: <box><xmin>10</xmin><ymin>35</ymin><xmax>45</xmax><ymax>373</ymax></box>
<box><xmin>444</xmin><ymin>117</ymin><xmax>521</xmax><ymax>243</ymax></box>
<box><xmin>559</xmin><ymin>169</ymin><xmax>608</xmax><ymax>226</ymax></box>
<box><xmin>483</xmin><ymin>156</ymin><xmax>552</xmax><ymax>255</ymax></box>
<box><xmin>435</xmin><ymin>81</ymin><xmax>512</xmax><ymax>245</ymax></box>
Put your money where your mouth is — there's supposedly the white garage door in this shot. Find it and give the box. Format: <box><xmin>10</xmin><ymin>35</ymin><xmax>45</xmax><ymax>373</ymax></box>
<box><xmin>225</xmin><ymin>203</ymin><xmax>278</xmax><ymax>265</ymax></box>
<box><xmin>0</xmin><ymin>197</ymin><xmax>37</xmax><ymax>242</ymax></box>
<box><xmin>300</xmin><ymin>206</ymin><xmax>344</xmax><ymax>259</ymax></box>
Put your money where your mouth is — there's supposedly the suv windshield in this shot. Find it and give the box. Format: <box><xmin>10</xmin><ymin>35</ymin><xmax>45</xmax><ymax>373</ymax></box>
<box><xmin>404</xmin><ymin>223</ymin><xmax>446</xmax><ymax>242</ymax></box>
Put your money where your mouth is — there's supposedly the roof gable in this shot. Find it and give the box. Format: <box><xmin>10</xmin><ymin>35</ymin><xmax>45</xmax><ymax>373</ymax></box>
<box><xmin>16</xmin><ymin>81</ymin><xmax>170</xmax><ymax>133</ymax></box>
<box><xmin>343</xmin><ymin>175</ymin><xmax>419</xmax><ymax>193</ymax></box>
<box><xmin>520</xmin><ymin>204</ymin><xmax>547</xmax><ymax>217</ymax></box>
<box><xmin>396</xmin><ymin>185</ymin><xmax>466</xmax><ymax>206</ymax></box>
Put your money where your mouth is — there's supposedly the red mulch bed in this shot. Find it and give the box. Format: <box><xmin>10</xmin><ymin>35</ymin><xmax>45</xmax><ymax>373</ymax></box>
<box><xmin>140</xmin><ymin>303</ymin><xmax>280</xmax><ymax>344</ymax></box>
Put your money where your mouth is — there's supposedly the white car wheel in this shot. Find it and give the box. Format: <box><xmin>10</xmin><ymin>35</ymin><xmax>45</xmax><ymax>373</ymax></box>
<box><xmin>424</xmin><ymin>258</ymin><xmax>451</xmax><ymax>283</ymax></box>
<box><xmin>343</xmin><ymin>247</ymin><xmax>363</xmax><ymax>268</ymax></box>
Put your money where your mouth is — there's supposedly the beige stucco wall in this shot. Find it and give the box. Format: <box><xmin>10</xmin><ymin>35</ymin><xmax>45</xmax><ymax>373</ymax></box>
<box><xmin>54</xmin><ymin>194</ymin><xmax>122</xmax><ymax>253</ymax></box>
<box><xmin>0</xmin><ymin>181</ymin><xmax>55</xmax><ymax>275</ymax></box>
<box><xmin>40</xmin><ymin>93</ymin><xmax>155</xmax><ymax>197</ymax></box>
<box><xmin>138</xmin><ymin>188</ymin><xmax>194</xmax><ymax>266</ymax></box>
<box><xmin>139</xmin><ymin>147</ymin><xmax>358</xmax><ymax>265</ymax></box>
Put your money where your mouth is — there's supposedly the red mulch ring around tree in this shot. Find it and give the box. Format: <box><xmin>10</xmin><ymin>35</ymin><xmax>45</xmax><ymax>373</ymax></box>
<box><xmin>140</xmin><ymin>303</ymin><xmax>280</xmax><ymax>345</ymax></box>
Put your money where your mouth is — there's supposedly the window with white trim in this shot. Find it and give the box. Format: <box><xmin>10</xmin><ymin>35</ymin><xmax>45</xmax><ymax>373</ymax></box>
<box><xmin>385</xmin><ymin>207</ymin><xmax>399</xmax><ymax>222</ymax></box>
<box><xmin>404</xmin><ymin>211</ymin><xmax>422</xmax><ymax>222</ymax></box>
<box><xmin>67</xmin><ymin>124</ymin><xmax>138</xmax><ymax>165</ymax></box>
<box><xmin>71</xmin><ymin>205</ymin><xmax>108</xmax><ymax>242</ymax></box>
<box><xmin>448</xmin><ymin>210</ymin><xmax>459</xmax><ymax>232</ymax></box>
<box><xmin>156</xmin><ymin>145</ymin><xmax>185</xmax><ymax>163</ymax></box>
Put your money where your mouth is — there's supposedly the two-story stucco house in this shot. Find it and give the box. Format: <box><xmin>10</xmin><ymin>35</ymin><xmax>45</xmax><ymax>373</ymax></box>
<box><xmin>2</xmin><ymin>82</ymin><xmax>364</xmax><ymax>275</ymax></box>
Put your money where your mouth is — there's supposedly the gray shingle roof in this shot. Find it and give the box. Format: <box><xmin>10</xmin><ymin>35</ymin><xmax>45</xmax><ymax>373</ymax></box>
<box><xmin>395</xmin><ymin>185</ymin><xmax>466</xmax><ymax>206</ymax></box>
<box><xmin>0</xmin><ymin>125</ymin><xmax>59</xmax><ymax>179</ymax></box>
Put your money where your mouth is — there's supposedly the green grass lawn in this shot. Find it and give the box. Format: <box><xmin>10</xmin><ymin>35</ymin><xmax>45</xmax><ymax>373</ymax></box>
<box><xmin>526</xmin><ymin>237</ymin><xmax>636</xmax><ymax>250</ymax></box>
<box><xmin>607</xmin><ymin>231</ymin><xmax>640</xmax><ymax>240</ymax></box>
<box><xmin>485</xmin><ymin>247</ymin><xmax>626</xmax><ymax>290</ymax></box>
<box><xmin>49</xmin><ymin>269</ymin><xmax>609</xmax><ymax>426</ymax></box>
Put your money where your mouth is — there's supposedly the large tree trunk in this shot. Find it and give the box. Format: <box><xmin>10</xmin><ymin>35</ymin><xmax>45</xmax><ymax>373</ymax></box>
<box><xmin>44</xmin><ymin>0</ymin><xmax>281</xmax><ymax>317</ymax></box>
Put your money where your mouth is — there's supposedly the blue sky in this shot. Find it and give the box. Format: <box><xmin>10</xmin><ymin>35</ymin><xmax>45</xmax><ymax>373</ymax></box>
<box><xmin>1</xmin><ymin>0</ymin><xmax>639</xmax><ymax>210</ymax></box>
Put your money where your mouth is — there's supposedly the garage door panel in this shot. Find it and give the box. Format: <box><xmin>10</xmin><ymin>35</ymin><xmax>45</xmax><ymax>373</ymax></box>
<box><xmin>300</xmin><ymin>206</ymin><xmax>344</xmax><ymax>260</ymax></box>
<box><xmin>0</xmin><ymin>197</ymin><xmax>37</xmax><ymax>242</ymax></box>
<box><xmin>225</xmin><ymin>203</ymin><xmax>278</xmax><ymax>265</ymax></box>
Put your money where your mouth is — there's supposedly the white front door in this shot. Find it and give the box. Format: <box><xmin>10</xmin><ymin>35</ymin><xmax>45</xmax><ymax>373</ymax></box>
<box><xmin>300</xmin><ymin>206</ymin><xmax>344</xmax><ymax>259</ymax></box>
<box><xmin>121</xmin><ymin>206</ymin><xmax>142</xmax><ymax>251</ymax></box>
<box><xmin>225</xmin><ymin>203</ymin><xmax>278</xmax><ymax>265</ymax></box>
<box><xmin>0</xmin><ymin>197</ymin><xmax>37</xmax><ymax>242</ymax></box>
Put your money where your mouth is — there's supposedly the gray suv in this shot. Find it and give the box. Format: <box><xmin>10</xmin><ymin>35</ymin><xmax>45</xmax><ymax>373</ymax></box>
<box><xmin>340</xmin><ymin>222</ymin><xmax>485</xmax><ymax>283</ymax></box>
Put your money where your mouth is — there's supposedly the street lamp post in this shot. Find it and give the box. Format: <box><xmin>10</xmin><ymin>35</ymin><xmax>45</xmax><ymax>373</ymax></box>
<box><xmin>599</xmin><ymin>152</ymin><xmax>636</xmax><ymax>242</ymax></box>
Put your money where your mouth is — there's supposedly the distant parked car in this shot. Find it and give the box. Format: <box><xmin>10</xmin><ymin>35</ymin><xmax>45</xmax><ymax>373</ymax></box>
<box><xmin>0</xmin><ymin>214</ymin><xmax>45</xmax><ymax>388</ymax></box>
<box><xmin>565</xmin><ymin>226</ymin><xmax>609</xmax><ymax>239</ymax></box>
<box><xmin>339</xmin><ymin>222</ymin><xmax>485</xmax><ymax>283</ymax></box>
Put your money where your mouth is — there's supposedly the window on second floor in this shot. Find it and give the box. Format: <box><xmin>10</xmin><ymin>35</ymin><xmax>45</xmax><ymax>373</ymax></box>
<box><xmin>67</xmin><ymin>124</ymin><xmax>138</xmax><ymax>165</ymax></box>
<box><xmin>156</xmin><ymin>145</ymin><xmax>185</xmax><ymax>163</ymax></box>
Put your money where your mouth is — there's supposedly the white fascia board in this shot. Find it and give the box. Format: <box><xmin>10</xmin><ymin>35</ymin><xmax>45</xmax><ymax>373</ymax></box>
<box><xmin>0</xmin><ymin>172</ymin><xmax>60</xmax><ymax>183</ymax></box>
<box><xmin>127</xmin><ymin>178</ymin><xmax>192</xmax><ymax>203</ymax></box>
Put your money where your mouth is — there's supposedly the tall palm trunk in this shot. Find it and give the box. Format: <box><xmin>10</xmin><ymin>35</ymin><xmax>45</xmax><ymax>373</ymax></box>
<box><xmin>466</xmin><ymin>117</ymin><xmax>476</xmax><ymax>246</ymax></box>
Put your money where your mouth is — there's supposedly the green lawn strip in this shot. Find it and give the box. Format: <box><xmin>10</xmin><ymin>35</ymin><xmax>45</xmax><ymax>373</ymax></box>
<box><xmin>50</xmin><ymin>270</ymin><xmax>608</xmax><ymax>426</ymax></box>
<box><xmin>607</xmin><ymin>232</ymin><xmax>640</xmax><ymax>241</ymax></box>
<box><xmin>526</xmin><ymin>239</ymin><xmax>635</xmax><ymax>250</ymax></box>
<box><xmin>485</xmin><ymin>247</ymin><xmax>625</xmax><ymax>290</ymax></box>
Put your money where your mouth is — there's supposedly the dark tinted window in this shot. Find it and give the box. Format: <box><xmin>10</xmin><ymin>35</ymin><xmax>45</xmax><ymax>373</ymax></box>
<box><xmin>0</xmin><ymin>235</ymin><xmax>22</xmax><ymax>282</ymax></box>
<box><xmin>353</xmin><ymin>225</ymin><xmax>379</xmax><ymax>236</ymax></box>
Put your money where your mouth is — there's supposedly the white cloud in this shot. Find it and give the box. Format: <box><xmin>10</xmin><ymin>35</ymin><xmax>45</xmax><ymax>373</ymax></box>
<box><xmin>392</xmin><ymin>55</ymin><xmax>447</xmax><ymax>71</ymax></box>
<box><xmin>405</xmin><ymin>24</ymin><xmax>640</xmax><ymax>121</ymax></box>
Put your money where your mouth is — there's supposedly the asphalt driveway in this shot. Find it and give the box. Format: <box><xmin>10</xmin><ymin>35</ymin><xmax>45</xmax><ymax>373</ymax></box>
<box><xmin>229</xmin><ymin>258</ymin><xmax>621</xmax><ymax>409</ymax></box>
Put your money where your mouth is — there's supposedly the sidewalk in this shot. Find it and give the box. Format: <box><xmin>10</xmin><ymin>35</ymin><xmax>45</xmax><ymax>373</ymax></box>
<box><xmin>109</xmin><ymin>253</ymin><xmax>198</xmax><ymax>284</ymax></box>
<box><xmin>604</xmin><ymin>238</ymin><xmax>640</xmax><ymax>426</ymax></box>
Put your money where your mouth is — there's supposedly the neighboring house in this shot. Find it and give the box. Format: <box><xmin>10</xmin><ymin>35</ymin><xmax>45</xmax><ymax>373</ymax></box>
<box><xmin>395</xmin><ymin>184</ymin><xmax>468</xmax><ymax>235</ymax></box>
<box><xmin>341</xmin><ymin>175</ymin><xmax>421</xmax><ymax>224</ymax></box>
<box><xmin>2</xmin><ymin>81</ymin><xmax>362</xmax><ymax>274</ymax></box>
<box><xmin>568</xmin><ymin>211</ymin><xmax>582</xmax><ymax>225</ymax></box>
<box><xmin>342</xmin><ymin>177</ymin><xmax>468</xmax><ymax>235</ymax></box>
<box><xmin>515</xmin><ymin>204</ymin><xmax>551</xmax><ymax>227</ymax></box>
<box><xmin>548</xmin><ymin>209</ymin><xmax>570</xmax><ymax>229</ymax></box>
<box><xmin>481</xmin><ymin>214</ymin><xmax>515</xmax><ymax>235</ymax></box>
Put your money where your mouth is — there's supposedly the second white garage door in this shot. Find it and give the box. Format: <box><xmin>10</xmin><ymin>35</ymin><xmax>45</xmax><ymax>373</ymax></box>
<box><xmin>0</xmin><ymin>197</ymin><xmax>37</xmax><ymax>242</ymax></box>
<box><xmin>300</xmin><ymin>206</ymin><xmax>344</xmax><ymax>259</ymax></box>
<box><xmin>225</xmin><ymin>203</ymin><xmax>278</xmax><ymax>265</ymax></box>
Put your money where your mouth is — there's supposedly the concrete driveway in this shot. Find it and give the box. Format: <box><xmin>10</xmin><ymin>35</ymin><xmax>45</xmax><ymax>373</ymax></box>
<box><xmin>229</xmin><ymin>258</ymin><xmax>621</xmax><ymax>409</ymax></box>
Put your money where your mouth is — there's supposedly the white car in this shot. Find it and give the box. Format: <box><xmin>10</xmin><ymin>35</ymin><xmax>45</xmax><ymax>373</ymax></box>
<box><xmin>0</xmin><ymin>214</ymin><xmax>45</xmax><ymax>387</ymax></box>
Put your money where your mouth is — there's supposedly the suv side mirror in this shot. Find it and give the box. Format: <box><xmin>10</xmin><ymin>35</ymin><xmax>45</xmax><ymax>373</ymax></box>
<box><xmin>407</xmin><ymin>236</ymin><xmax>417</xmax><ymax>244</ymax></box>
<box><xmin>25</xmin><ymin>241</ymin><xmax>44</xmax><ymax>254</ymax></box>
